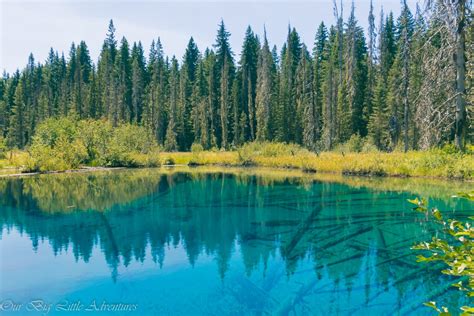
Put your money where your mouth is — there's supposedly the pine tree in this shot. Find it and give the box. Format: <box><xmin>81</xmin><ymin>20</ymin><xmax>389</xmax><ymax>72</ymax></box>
<box><xmin>277</xmin><ymin>27</ymin><xmax>301</xmax><ymax>143</ymax></box>
<box><xmin>179</xmin><ymin>37</ymin><xmax>200</xmax><ymax>149</ymax></box>
<box><xmin>144</xmin><ymin>39</ymin><xmax>168</xmax><ymax>145</ymax></box>
<box><xmin>238</xmin><ymin>26</ymin><xmax>259</xmax><ymax>142</ymax></box>
<box><xmin>296</xmin><ymin>45</ymin><xmax>316</xmax><ymax>149</ymax></box>
<box><xmin>74</xmin><ymin>41</ymin><xmax>92</xmax><ymax>118</ymax></box>
<box><xmin>365</xmin><ymin>0</ymin><xmax>377</xmax><ymax>133</ymax></box>
<box><xmin>214</xmin><ymin>20</ymin><xmax>234</xmax><ymax>149</ymax></box>
<box><xmin>131</xmin><ymin>41</ymin><xmax>146</xmax><ymax>124</ymax></box>
<box><xmin>97</xmin><ymin>20</ymin><xmax>118</xmax><ymax>122</ymax></box>
<box><xmin>8</xmin><ymin>77</ymin><xmax>27</xmax><ymax>148</ymax></box>
<box><xmin>313</xmin><ymin>22</ymin><xmax>328</xmax><ymax>144</ymax></box>
<box><xmin>165</xmin><ymin>57</ymin><xmax>179</xmax><ymax>151</ymax></box>
<box><xmin>191</xmin><ymin>60</ymin><xmax>210</xmax><ymax>148</ymax></box>
<box><xmin>322</xmin><ymin>26</ymin><xmax>338</xmax><ymax>149</ymax></box>
<box><xmin>115</xmin><ymin>37</ymin><xmax>132</xmax><ymax>123</ymax></box>
<box><xmin>399</xmin><ymin>0</ymin><xmax>413</xmax><ymax>151</ymax></box>
<box><xmin>256</xmin><ymin>28</ymin><xmax>273</xmax><ymax>142</ymax></box>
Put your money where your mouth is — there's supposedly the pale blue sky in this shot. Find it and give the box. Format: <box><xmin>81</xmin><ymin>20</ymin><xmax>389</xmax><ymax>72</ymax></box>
<box><xmin>0</xmin><ymin>0</ymin><xmax>418</xmax><ymax>74</ymax></box>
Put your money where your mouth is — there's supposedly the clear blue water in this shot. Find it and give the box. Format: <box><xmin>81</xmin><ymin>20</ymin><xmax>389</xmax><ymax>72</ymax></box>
<box><xmin>0</xmin><ymin>169</ymin><xmax>471</xmax><ymax>315</ymax></box>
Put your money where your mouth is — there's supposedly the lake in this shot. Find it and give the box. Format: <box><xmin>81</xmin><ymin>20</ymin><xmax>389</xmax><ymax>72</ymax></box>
<box><xmin>0</xmin><ymin>167</ymin><xmax>471</xmax><ymax>315</ymax></box>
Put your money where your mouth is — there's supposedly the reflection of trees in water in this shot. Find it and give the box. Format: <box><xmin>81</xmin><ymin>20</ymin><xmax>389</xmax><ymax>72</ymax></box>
<box><xmin>0</xmin><ymin>170</ymin><xmax>469</xmax><ymax>311</ymax></box>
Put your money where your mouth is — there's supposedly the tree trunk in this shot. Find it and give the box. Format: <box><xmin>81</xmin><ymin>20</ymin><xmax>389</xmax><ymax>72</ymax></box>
<box><xmin>403</xmin><ymin>30</ymin><xmax>410</xmax><ymax>153</ymax></box>
<box><xmin>454</xmin><ymin>1</ymin><xmax>466</xmax><ymax>150</ymax></box>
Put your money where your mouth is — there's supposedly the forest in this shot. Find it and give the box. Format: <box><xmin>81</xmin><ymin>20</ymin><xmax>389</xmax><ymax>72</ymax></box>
<box><xmin>0</xmin><ymin>1</ymin><xmax>472</xmax><ymax>154</ymax></box>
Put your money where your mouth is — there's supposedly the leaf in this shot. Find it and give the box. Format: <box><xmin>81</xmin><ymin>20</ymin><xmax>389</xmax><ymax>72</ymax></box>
<box><xmin>432</xmin><ymin>208</ymin><xmax>443</xmax><ymax>221</ymax></box>
<box><xmin>408</xmin><ymin>198</ymin><xmax>420</xmax><ymax>205</ymax></box>
<box><xmin>423</xmin><ymin>302</ymin><xmax>440</xmax><ymax>312</ymax></box>
<box><xmin>455</xmin><ymin>231</ymin><xmax>471</xmax><ymax>237</ymax></box>
<box><xmin>457</xmin><ymin>263</ymin><xmax>467</xmax><ymax>273</ymax></box>
<box><xmin>454</xmin><ymin>191</ymin><xmax>474</xmax><ymax>201</ymax></box>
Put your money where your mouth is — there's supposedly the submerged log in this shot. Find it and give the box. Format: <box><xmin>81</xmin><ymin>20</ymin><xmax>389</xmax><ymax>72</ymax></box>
<box><xmin>281</xmin><ymin>206</ymin><xmax>322</xmax><ymax>258</ymax></box>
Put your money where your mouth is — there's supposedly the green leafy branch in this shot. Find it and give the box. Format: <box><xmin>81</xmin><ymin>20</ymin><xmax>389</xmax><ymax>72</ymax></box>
<box><xmin>408</xmin><ymin>191</ymin><xmax>474</xmax><ymax>315</ymax></box>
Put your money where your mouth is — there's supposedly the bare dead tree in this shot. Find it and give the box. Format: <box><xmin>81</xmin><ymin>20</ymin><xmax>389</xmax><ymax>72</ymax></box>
<box><xmin>425</xmin><ymin>0</ymin><xmax>470</xmax><ymax>150</ymax></box>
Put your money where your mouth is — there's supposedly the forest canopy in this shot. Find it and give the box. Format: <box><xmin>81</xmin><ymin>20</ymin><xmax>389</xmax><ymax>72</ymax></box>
<box><xmin>0</xmin><ymin>0</ymin><xmax>472</xmax><ymax>152</ymax></box>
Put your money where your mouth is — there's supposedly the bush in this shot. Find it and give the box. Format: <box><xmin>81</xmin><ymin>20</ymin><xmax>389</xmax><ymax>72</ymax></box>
<box><xmin>162</xmin><ymin>157</ymin><xmax>175</xmax><ymax>166</ymax></box>
<box><xmin>0</xmin><ymin>136</ymin><xmax>7</xmax><ymax>159</ymax></box>
<box><xmin>33</xmin><ymin>117</ymin><xmax>78</xmax><ymax>147</ymax></box>
<box><xmin>28</xmin><ymin>117</ymin><xmax>159</xmax><ymax>171</ymax></box>
<box><xmin>191</xmin><ymin>143</ymin><xmax>204</xmax><ymax>153</ymax></box>
<box><xmin>28</xmin><ymin>117</ymin><xmax>89</xmax><ymax>172</ymax></box>
<box><xmin>237</xmin><ymin>145</ymin><xmax>257</xmax><ymax>166</ymax></box>
<box><xmin>238</xmin><ymin>142</ymin><xmax>306</xmax><ymax>158</ymax></box>
<box><xmin>337</xmin><ymin>134</ymin><xmax>367</xmax><ymax>153</ymax></box>
<box><xmin>77</xmin><ymin>119</ymin><xmax>114</xmax><ymax>162</ymax></box>
<box><xmin>361</xmin><ymin>138</ymin><xmax>379</xmax><ymax>153</ymax></box>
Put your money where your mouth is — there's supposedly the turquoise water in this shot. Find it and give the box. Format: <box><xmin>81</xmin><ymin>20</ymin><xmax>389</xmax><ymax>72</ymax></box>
<box><xmin>0</xmin><ymin>169</ymin><xmax>471</xmax><ymax>315</ymax></box>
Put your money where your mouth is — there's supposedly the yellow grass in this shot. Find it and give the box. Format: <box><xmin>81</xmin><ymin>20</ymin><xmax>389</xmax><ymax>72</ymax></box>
<box><xmin>161</xmin><ymin>149</ymin><xmax>474</xmax><ymax>180</ymax></box>
<box><xmin>3</xmin><ymin>145</ymin><xmax>473</xmax><ymax>180</ymax></box>
<box><xmin>0</xmin><ymin>150</ymin><xmax>29</xmax><ymax>175</ymax></box>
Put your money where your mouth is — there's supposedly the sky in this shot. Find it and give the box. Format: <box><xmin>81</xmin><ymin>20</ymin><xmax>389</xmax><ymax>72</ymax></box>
<box><xmin>0</xmin><ymin>0</ymin><xmax>418</xmax><ymax>74</ymax></box>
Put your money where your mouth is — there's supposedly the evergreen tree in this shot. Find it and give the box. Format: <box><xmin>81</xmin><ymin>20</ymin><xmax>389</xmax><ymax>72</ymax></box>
<box><xmin>165</xmin><ymin>57</ymin><xmax>179</xmax><ymax>151</ymax></box>
<box><xmin>296</xmin><ymin>45</ymin><xmax>316</xmax><ymax>149</ymax></box>
<box><xmin>179</xmin><ymin>37</ymin><xmax>200</xmax><ymax>149</ymax></box>
<box><xmin>238</xmin><ymin>26</ymin><xmax>260</xmax><ymax>142</ymax></box>
<box><xmin>322</xmin><ymin>26</ymin><xmax>338</xmax><ymax>149</ymax></box>
<box><xmin>144</xmin><ymin>39</ymin><xmax>168</xmax><ymax>144</ymax></box>
<box><xmin>277</xmin><ymin>27</ymin><xmax>301</xmax><ymax>143</ymax></box>
<box><xmin>256</xmin><ymin>28</ymin><xmax>273</xmax><ymax>142</ymax></box>
<box><xmin>115</xmin><ymin>37</ymin><xmax>132</xmax><ymax>123</ymax></box>
<box><xmin>365</xmin><ymin>0</ymin><xmax>377</xmax><ymax>133</ymax></box>
<box><xmin>130</xmin><ymin>41</ymin><xmax>146</xmax><ymax>124</ymax></box>
<box><xmin>214</xmin><ymin>20</ymin><xmax>234</xmax><ymax>149</ymax></box>
<box><xmin>312</xmin><ymin>22</ymin><xmax>328</xmax><ymax>144</ymax></box>
<box><xmin>97</xmin><ymin>19</ymin><xmax>118</xmax><ymax>122</ymax></box>
<box><xmin>8</xmin><ymin>77</ymin><xmax>27</xmax><ymax>148</ymax></box>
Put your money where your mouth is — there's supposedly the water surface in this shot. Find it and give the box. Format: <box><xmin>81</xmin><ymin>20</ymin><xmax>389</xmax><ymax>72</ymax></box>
<box><xmin>0</xmin><ymin>168</ymin><xmax>471</xmax><ymax>315</ymax></box>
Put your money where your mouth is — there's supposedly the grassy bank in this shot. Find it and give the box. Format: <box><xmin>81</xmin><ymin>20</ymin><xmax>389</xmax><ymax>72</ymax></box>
<box><xmin>161</xmin><ymin>149</ymin><xmax>473</xmax><ymax>180</ymax></box>
<box><xmin>2</xmin><ymin>142</ymin><xmax>473</xmax><ymax>180</ymax></box>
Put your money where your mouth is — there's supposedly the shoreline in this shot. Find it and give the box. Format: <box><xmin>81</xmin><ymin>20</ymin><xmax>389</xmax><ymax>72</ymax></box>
<box><xmin>1</xmin><ymin>162</ymin><xmax>472</xmax><ymax>183</ymax></box>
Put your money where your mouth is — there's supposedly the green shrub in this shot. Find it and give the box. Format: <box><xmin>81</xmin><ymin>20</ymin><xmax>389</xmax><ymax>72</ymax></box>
<box><xmin>237</xmin><ymin>145</ymin><xmax>256</xmax><ymax>166</ymax></box>
<box><xmin>101</xmin><ymin>124</ymin><xmax>157</xmax><ymax>167</ymax></box>
<box><xmin>28</xmin><ymin>118</ymin><xmax>159</xmax><ymax>171</ymax></box>
<box><xmin>337</xmin><ymin>134</ymin><xmax>368</xmax><ymax>153</ymax></box>
<box><xmin>29</xmin><ymin>136</ymin><xmax>88</xmax><ymax>172</ymax></box>
<box><xmin>77</xmin><ymin>119</ymin><xmax>114</xmax><ymax>162</ymax></box>
<box><xmin>191</xmin><ymin>143</ymin><xmax>204</xmax><ymax>153</ymax></box>
<box><xmin>28</xmin><ymin>117</ymin><xmax>89</xmax><ymax>172</ymax></box>
<box><xmin>163</xmin><ymin>157</ymin><xmax>175</xmax><ymax>166</ymax></box>
<box><xmin>0</xmin><ymin>136</ymin><xmax>7</xmax><ymax>159</ymax></box>
<box><xmin>238</xmin><ymin>142</ymin><xmax>306</xmax><ymax>158</ymax></box>
<box><xmin>361</xmin><ymin>138</ymin><xmax>379</xmax><ymax>153</ymax></box>
<box><xmin>33</xmin><ymin>117</ymin><xmax>78</xmax><ymax>147</ymax></box>
<box><xmin>145</xmin><ymin>152</ymin><xmax>161</xmax><ymax>167</ymax></box>
<box><xmin>440</xmin><ymin>143</ymin><xmax>460</xmax><ymax>155</ymax></box>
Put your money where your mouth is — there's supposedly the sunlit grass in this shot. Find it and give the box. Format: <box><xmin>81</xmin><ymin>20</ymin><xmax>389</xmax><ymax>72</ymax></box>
<box><xmin>0</xmin><ymin>151</ymin><xmax>29</xmax><ymax>175</ymax></box>
<box><xmin>3</xmin><ymin>142</ymin><xmax>473</xmax><ymax>180</ymax></box>
<box><xmin>161</xmin><ymin>143</ymin><xmax>474</xmax><ymax>179</ymax></box>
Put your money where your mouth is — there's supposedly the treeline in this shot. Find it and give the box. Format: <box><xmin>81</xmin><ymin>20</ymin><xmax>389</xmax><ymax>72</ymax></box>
<box><xmin>0</xmin><ymin>1</ymin><xmax>471</xmax><ymax>152</ymax></box>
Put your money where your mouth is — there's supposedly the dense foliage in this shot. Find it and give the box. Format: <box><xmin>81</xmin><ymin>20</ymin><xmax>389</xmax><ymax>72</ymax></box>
<box><xmin>0</xmin><ymin>1</ymin><xmax>471</xmax><ymax>153</ymax></box>
<box><xmin>25</xmin><ymin>117</ymin><xmax>159</xmax><ymax>171</ymax></box>
<box><xmin>410</xmin><ymin>192</ymin><xmax>474</xmax><ymax>315</ymax></box>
